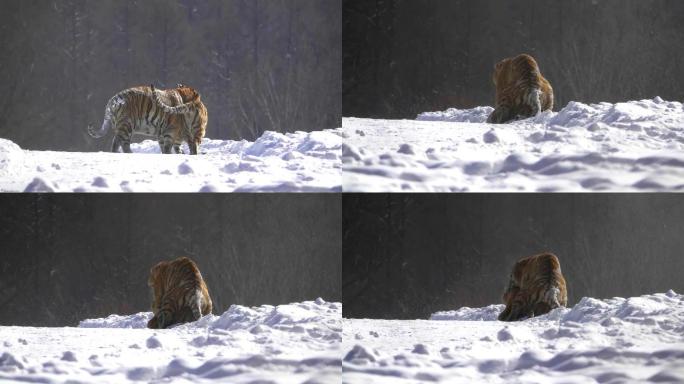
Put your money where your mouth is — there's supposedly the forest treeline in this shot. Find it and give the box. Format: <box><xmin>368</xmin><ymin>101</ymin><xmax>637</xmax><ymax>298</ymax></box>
<box><xmin>0</xmin><ymin>0</ymin><xmax>341</xmax><ymax>151</ymax></box>
<box><xmin>343</xmin><ymin>0</ymin><xmax>684</xmax><ymax>118</ymax></box>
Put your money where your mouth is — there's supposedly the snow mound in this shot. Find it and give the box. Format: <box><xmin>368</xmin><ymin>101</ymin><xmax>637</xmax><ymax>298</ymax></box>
<box><xmin>79</xmin><ymin>311</ymin><xmax>153</xmax><ymax>329</ymax></box>
<box><xmin>0</xmin><ymin>128</ymin><xmax>342</xmax><ymax>192</ymax></box>
<box><xmin>0</xmin><ymin>138</ymin><xmax>24</xmax><ymax>179</ymax></box>
<box><xmin>430</xmin><ymin>304</ymin><xmax>505</xmax><ymax>321</ymax></box>
<box><xmin>3</xmin><ymin>299</ymin><xmax>341</xmax><ymax>383</ymax></box>
<box><xmin>417</xmin><ymin>105</ymin><xmax>494</xmax><ymax>123</ymax></box>
<box><xmin>344</xmin><ymin>98</ymin><xmax>684</xmax><ymax>192</ymax></box>
<box><xmin>79</xmin><ymin>298</ymin><xmax>340</xmax><ymax>331</ymax></box>
<box><xmin>429</xmin><ymin>290</ymin><xmax>684</xmax><ymax>325</ymax></box>
<box><xmin>344</xmin><ymin>291</ymin><xmax>684</xmax><ymax>383</ymax></box>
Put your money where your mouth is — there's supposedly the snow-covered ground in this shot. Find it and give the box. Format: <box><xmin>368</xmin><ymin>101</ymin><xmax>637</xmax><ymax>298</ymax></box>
<box><xmin>342</xmin><ymin>291</ymin><xmax>684</xmax><ymax>383</ymax></box>
<box><xmin>342</xmin><ymin>97</ymin><xmax>684</xmax><ymax>191</ymax></box>
<box><xmin>0</xmin><ymin>299</ymin><xmax>341</xmax><ymax>383</ymax></box>
<box><xmin>0</xmin><ymin>129</ymin><xmax>342</xmax><ymax>192</ymax></box>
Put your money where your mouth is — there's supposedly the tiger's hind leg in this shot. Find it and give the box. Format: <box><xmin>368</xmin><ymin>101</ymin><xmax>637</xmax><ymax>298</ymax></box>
<box><xmin>111</xmin><ymin>136</ymin><xmax>122</xmax><ymax>153</ymax></box>
<box><xmin>112</xmin><ymin>121</ymin><xmax>133</xmax><ymax>153</ymax></box>
<box><xmin>111</xmin><ymin>135</ymin><xmax>132</xmax><ymax>153</ymax></box>
<box><xmin>174</xmin><ymin>144</ymin><xmax>184</xmax><ymax>154</ymax></box>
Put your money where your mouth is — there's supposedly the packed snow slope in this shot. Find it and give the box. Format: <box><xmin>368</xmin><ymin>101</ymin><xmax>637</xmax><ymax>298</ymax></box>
<box><xmin>0</xmin><ymin>299</ymin><xmax>341</xmax><ymax>383</ymax></box>
<box><xmin>342</xmin><ymin>97</ymin><xmax>684</xmax><ymax>191</ymax></box>
<box><xmin>0</xmin><ymin>129</ymin><xmax>342</xmax><ymax>192</ymax></box>
<box><xmin>342</xmin><ymin>291</ymin><xmax>684</xmax><ymax>383</ymax></box>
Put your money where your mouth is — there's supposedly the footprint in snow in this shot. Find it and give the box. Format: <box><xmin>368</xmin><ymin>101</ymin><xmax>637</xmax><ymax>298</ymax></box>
<box><xmin>199</xmin><ymin>184</ymin><xmax>218</xmax><ymax>192</ymax></box>
<box><xmin>397</xmin><ymin>143</ymin><xmax>415</xmax><ymax>155</ymax></box>
<box><xmin>412</xmin><ymin>344</ymin><xmax>429</xmax><ymax>355</ymax></box>
<box><xmin>483</xmin><ymin>129</ymin><xmax>500</xmax><ymax>143</ymax></box>
<box><xmin>24</xmin><ymin>177</ymin><xmax>55</xmax><ymax>192</ymax></box>
<box><xmin>92</xmin><ymin>176</ymin><xmax>109</xmax><ymax>188</ymax></box>
<box><xmin>497</xmin><ymin>327</ymin><xmax>514</xmax><ymax>341</ymax></box>
<box><xmin>146</xmin><ymin>336</ymin><xmax>162</xmax><ymax>349</ymax></box>
<box><xmin>61</xmin><ymin>351</ymin><xmax>77</xmax><ymax>362</ymax></box>
<box><xmin>344</xmin><ymin>345</ymin><xmax>377</xmax><ymax>363</ymax></box>
<box><xmin>178</xmin><ymin>162</ymin><xmax>194</xmax><ymax>175</ymax></box>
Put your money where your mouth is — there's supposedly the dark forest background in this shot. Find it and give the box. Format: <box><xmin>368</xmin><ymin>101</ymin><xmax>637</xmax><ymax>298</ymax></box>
<box><xmin>0</xmin><ymin>0</ymin><xmax>341</xmax><ymax>151</ymax></box>
<box><xmin>343</xmin><ymin>0</ymin><xmax>684</xmax><ymax>118</ymax></box>
<box><xmin>343</xmin><ymin>194</ymin><xmax>684</xmax><ymax>319</ymax></box>
<box><xmin>0</xmin><ymin>194</ymin><xmax>341</xmax><ymax>327</ymax></box>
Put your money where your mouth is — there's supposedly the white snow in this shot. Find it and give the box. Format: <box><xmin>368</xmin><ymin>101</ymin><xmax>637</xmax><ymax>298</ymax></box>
<box><xmin>0</xmin><ymin>129</ymin><xmax>342</xmax><ymax>192</ymax></box>
<box><xmin>342</xmin><ymin>291</ymin><xmax>684</xmax><ymax>383</ymax></box>
<box><xmin>0</xmin><ymin>299</ymin><xmax>341</xmax><ymax>383</ymax></box>
<box><xmin>343</xmin><ymin>97</ymin><xmax>684</xmax><ymax>191</ymax></box>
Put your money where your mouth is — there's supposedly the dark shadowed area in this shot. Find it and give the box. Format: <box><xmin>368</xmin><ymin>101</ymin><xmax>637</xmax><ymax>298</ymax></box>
<box><xmin>343</xmin><ymin>194</ymin><xmax>684</xmax><ymax>319</ymax></box>
<box><xmin>343</xmin><ymin>0</ymin><xmax>684</xmax><ymax>118</ymax></box>
<box><xmin>0</xmin><ymin>0</ymin><xmax>341</xmax><ymax>151</ymax></box>
<box><xmin>0</xmin><ymin>194</ymin><xmax>341</xmax><ymax>327</ymax></box>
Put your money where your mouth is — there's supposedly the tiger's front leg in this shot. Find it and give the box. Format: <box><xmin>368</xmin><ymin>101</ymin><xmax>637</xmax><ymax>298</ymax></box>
<box><xmin>160</xmin><ymin>135</ymin><xmax>174</xmax><ymax>154</ymax></box>
<box><xmin>487</xmin><ymin>106</ymin><xmax>514</xmax><ymax>124</ymax></box>
<box><xmin>147</xmin><ymin>316</ymin><xmax>159</xmax><ymax>329</ymax></box>
<box><xmin>148</xmin><ymin>310</ymin><xmax>173</xmax><ymax>329</ymax></box>
<box><xmin>188</xmin><ymin>140</ymin><xmax>198</xmax><ymax>155</ymax></box>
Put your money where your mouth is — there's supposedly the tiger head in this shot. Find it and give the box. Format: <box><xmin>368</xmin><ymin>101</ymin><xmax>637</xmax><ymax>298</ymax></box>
<box><xmin>491</xmin><ymin>54</ymin><xmax>540</xmax><ymax>88</ymax></box>
<box><xmin>491</xmin><ymin>58</ymin><xmax>510</xmax><ymax>87</ymax></box>
<box><xmin>175</xmin><ymin>84</ymin><xmax>201</xmax><ymax>104</ymax></box>
<box><xmin>149</xmin><ymin>84</ymin><xmax>202</xmax><ymax>115</ymax></box>
<box><xmin>501</xmin><ymin>273</ymin><xmax>518</xmax><ymax>304</ymax></box>
<box><xmin>147</xmin><ymin>261</ymin><xmax>166</xmax><ymax>316</ymax></box>
<box><xmin>147</xmin><ymin>260</ymin><xmax>169</xmax><ymax>291</ymax></box>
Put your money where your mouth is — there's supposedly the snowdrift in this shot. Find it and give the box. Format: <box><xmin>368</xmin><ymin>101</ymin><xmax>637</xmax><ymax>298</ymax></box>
<box><xmin>0</xmin><ymin>129</ymin><xmax>343</xmax><ymax>192</ymax></box>
<box><xmin>0</xmin><ymin>299</ymin><xmax>341</xmax><ymax>383</ymax></box>
<box><xmin>343</xmin><ymin>97</ymin><xmax>684</xmax><ymax>192</ymax></box>
<box><xmin>343</xmin><ymin>291</ymin><xmax>684</xmax><ymax>383</ymax></box>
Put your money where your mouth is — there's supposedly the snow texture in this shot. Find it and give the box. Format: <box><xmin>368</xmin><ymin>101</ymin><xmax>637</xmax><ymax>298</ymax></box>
<box><xmin>343</xmin><ymin>97</ymin><xmax>684</xmax><ymax>191</ymax></box>
<box><xmin>0</xmin><ymin>299</ymin><xmax>341</xmax><ymax>383</ymax></box>
<box><xmin>0</xmin><ymin>129</ymin><xmax>342</xmax><ymax>192</ymax></box>
<box><xmin>343</xmin><ymin>291</ymin><xmax>684</xmax><ymax>383</ymax></box>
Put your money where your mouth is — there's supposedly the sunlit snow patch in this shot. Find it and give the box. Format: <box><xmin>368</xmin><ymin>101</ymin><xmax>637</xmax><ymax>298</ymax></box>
<box><xmin>0</xmin><ymin>299</ymin><xmax>341</xmax><ymax>383</ymax></box>
<box><xmin>343</xmin><ymin>291</ymin><xmax>684</xmax><ymax>383</ymax></box>
<box><xmin>344</xmin><ymin>97</ymin><xmax>684</xmax><ymax>192</ymax></box>
<box><xmin>0</xmin><ymin>128</ymin><xmax>343</xmax><ymax>192</ymax></box>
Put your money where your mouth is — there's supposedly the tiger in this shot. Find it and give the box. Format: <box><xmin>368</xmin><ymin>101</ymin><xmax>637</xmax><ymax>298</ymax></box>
<box><xmin>147</xmin><ymin>256</ymin><xmax>213</xmax><ymax>329</ymax></box>
<box><xmin>87</xmin><ymin>84</ymin><xmax>207</xmax><ymax>154</ymax></box>
<box><xmin>497</xmin><ymin>252</ymin><xmax>567</xmax><ymax>321</ymax></box>
<box><xmin>486</xmin><ymin>54</ymin><xmax>554</xmax><ymax>124</ymax></box>
<box><xmin>151</xmin><ymin>84</ymin><xmax>208</xmax><ymax>155</ymax></box>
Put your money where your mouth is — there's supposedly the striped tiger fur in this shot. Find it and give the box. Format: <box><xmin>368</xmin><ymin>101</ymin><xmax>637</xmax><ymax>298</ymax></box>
<box><xmin>498</xmin><ymin>252</ymin><xmax>567</xmax><ymax>321</ymax></box>
<box><xmin>487</xmin><ymin>54</ymin><xmax>554</xmax><ymax>124</ymax></box>
<box><xmin>87</xmin><ymin>84</ymin><xmax>206</xmax><ymax>154</ymax></box>
<box><xmin>147</xmin><ymin>256</ymin><xmax>213</xmax><ymax>329</ymax></box>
